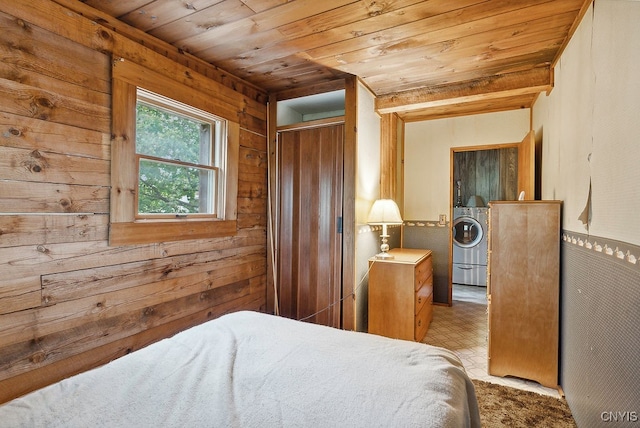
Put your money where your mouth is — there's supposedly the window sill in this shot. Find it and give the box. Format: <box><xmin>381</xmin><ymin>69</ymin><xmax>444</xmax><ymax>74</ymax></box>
<box><xmin>109</xmin><ymin>219</ymin><xmax>237</xmax><ymax>246</ymax></box>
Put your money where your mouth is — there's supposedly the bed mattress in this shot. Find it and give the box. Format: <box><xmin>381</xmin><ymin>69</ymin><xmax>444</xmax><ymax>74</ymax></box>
<box><xmin>0</xmin><ymin>310</ymin><xmax>480</xmax><ymax>427</ymax></box>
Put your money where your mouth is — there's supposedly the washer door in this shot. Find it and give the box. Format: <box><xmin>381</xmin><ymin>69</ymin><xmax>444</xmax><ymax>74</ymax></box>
<box><xmin>452</xmin><ymin>216</ymin><xmax>483</xmax><ymax>248</ymax></box>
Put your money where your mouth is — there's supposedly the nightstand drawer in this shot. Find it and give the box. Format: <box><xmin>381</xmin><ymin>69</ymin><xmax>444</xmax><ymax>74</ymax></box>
<box><xmin>415</xmin><ymin>257</ymin><xmax>433</xmax><ymax>291</ymax></box>
<box><xmin>415</xmin><ymin>295</ymin><xmax>432</xmax><ymax>341</ymax></box>
<box><xmin>415</xmin><ymin>283</ymin><xmax>432</xmax><ymax>314</ymax></box>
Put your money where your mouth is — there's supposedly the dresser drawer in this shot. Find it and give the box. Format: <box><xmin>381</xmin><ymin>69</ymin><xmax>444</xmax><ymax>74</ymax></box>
<box><xmin>414</xmin><ymin>294</ymin><xmax>432</xmax><ymax>341</ymax></box>
<box><xmin>415</xmin><ymin>256</ymin><xmax>433</xmax><ymax>291</ymax></box>
<box><xmin>415</xmin><ymin>282</ymin><xmax>432</xmax><ymax>314</ymax></box>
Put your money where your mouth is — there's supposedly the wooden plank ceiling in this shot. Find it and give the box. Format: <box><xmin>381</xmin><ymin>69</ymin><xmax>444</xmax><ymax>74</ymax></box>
<box><xmin>73</xmin><ymin>0</ymin><xmax>591</xmax><ymax>120</ymax></box>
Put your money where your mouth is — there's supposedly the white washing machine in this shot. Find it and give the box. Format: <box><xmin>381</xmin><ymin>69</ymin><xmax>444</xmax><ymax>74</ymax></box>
<box><xmin>452</xmin><ymin>207</ymin><xmax>488</xmax><ymax>286</ymax></box>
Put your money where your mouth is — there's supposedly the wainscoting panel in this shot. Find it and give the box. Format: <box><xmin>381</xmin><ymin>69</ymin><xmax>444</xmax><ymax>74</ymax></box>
<box><xmin>403</xmin><ymin>222</ymin><xmax>450</xmax><ymax>304</ymax></box>
<box><xmin>561</xmin><ymin>232</ymin><xmax>640</xmax><ymax>427</ymax></box>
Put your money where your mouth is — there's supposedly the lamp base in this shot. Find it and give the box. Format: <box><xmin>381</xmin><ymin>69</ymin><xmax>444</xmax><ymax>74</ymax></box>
<box><xmin>374</xmin><ymin>251</ymin><xmax>394</xmax><ymax>260</ymax></box>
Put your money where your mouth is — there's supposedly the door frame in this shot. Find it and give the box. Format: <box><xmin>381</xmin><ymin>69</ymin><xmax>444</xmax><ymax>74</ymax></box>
<box><xmin>266</xmin><ymin>76</ymin><xmax>357</xmax><ymax>329</ymax></box>
<box><xmin>448</xmin><ymin>142</ymin><xmax>520</xmax><ymax>306</ymax></box>
<box><xmin>274</xmin><ymin>120</ymin><xmax>345</xmax><ymax>327</ymax></box>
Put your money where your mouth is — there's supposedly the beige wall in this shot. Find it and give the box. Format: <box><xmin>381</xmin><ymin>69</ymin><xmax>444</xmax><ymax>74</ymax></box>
<box><xmin>355</xmin><ymin>81</ymin><xmax>382</xmax><ymax>331</ymax></box>
<box><xmin>356</xmin><ymin>82</ymin><xmax>381</xmax><ymax>224</ymax></box>
<box><xmin>533</xmin><ymin>0</ymin><xmax>640</xmax><ymax>246</ymax></box>
<box><xmin>403</xmin><ymin>110</ymin><xmax>530</xmax><ymax>221</ymax></box>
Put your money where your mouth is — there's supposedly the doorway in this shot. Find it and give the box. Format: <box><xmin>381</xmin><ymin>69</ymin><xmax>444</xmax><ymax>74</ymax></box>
<box><xmin>275</xmin><ymin>123</ymin><xmax>344</xmax><ymax>328</ymax></box>
<box><xmin>447</xmin><ymin>143</ymin><xmax>518</xmax><ymax>304</ymax></box>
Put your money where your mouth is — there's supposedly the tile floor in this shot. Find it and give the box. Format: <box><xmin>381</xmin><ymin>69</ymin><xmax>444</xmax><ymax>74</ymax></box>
<box><xmin>423</xmin><ymin>284</ymin><xmax>561</xmax><ymax>397</ymax></box>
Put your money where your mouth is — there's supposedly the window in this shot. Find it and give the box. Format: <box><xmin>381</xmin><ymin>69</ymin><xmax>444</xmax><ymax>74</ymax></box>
<box><xmin>135</xmin><ymin>89</ymin><xmax>226</xmax><ymax>218</ymax></box>
<box><xmin>110</xmin><ymin>59</ymin><xmax>238</xmax><ymax>246</ymax></box>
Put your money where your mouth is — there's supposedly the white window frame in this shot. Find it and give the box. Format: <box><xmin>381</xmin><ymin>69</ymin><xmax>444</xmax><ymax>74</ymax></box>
<box><xmin>135</xmin><ymin>88</ymin><xmax>227</xmax><ymax>219</ymax></box>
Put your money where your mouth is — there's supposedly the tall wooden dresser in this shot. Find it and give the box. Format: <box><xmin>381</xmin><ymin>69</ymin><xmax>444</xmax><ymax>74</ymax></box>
<box><xmin>368</xmin><ymin>248</ymin><xmax>433</xmax><ymax>342</ymax></box>
<box><xmin>487</xmin><ymin>201</ymin><xmax>561</xmax><ymax>389</ymax></box>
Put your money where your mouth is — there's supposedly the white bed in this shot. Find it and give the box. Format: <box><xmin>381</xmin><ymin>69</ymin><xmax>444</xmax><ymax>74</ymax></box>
<box><xmin>0</xmin><ymin>311</ymin><xmax>480</xmax><ymax>427</ymax></box>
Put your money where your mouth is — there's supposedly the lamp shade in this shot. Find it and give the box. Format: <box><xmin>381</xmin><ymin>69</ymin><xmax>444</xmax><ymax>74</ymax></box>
<box><xmin>367</xmin><ymin>199</ymin><xmax>403</xmax><ymax>225</ymax></box>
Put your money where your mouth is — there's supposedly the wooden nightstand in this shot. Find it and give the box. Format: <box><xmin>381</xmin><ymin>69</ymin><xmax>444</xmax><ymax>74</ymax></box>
<box><xmin>368</xmin><ymin>248</ymin><xmax>433</xmax><ymax>342</ymax></box>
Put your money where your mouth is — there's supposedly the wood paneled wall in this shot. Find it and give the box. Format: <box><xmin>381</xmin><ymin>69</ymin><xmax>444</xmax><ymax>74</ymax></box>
<box><xmin>0</xmin><ymin>1</ymin><xmax>268</xmax><ymax>403</ymax></box>
<box><xmin>453</xmin><ymin>147</ymin><xmax>518</xmax><ymax>206</ymax></box>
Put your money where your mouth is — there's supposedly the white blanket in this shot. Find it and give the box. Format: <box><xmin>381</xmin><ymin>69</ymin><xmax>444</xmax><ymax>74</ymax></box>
<box><xmin>0</xmin><ymin>311</ymin><xmax>480</xmax><ymax>427</ymax></box>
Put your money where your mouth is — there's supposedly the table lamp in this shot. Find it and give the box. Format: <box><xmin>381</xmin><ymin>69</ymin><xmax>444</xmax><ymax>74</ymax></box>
<box><xmin>367</xmin><ymin>199</ymin><xmax>403</xmax><ymax>259</ymax></box>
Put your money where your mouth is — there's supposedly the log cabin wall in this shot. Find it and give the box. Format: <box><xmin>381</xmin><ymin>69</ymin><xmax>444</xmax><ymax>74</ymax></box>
<box><xmin>0</xmin><ymin>1</ymin><xmax>268</xmax><ymax>403</ymax></box>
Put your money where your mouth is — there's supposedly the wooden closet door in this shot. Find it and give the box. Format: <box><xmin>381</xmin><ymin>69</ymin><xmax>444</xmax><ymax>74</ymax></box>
<box><xmin>277</xmin><ymin>124</ymin><xmax>344</xmax><ymax>328</ymax></box>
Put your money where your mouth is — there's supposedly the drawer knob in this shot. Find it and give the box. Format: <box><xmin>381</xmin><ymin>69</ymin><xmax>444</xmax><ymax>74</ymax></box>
<box><xmin>417</xmin><ymin>297</ymin><xmax>422</xmax><ymax>304</ymax></box>
<box><xmin>417</xmin><ymin>319</ymin><xmax>422</xmax><ymax>327</ymax></box>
